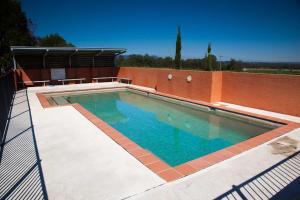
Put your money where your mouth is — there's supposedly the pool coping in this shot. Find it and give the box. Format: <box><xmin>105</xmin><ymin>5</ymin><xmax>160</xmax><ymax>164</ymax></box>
<box><xmin>35</xmin><ymin>86</ymin><xmax>300</xmax><ymax>182</ymax></box>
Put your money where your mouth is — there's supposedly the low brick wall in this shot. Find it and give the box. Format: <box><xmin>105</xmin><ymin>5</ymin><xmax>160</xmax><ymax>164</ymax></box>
<box><xmin>15</xmin><ymin>66</ymin><xmax>300</xmax><ymax>116</ymax></box>
<box><xmin>116</xmin><ymin>67</ymin><xmax>300</xmax><ymax>117</ymax></box>
<box><xmin>15</xmin><ymin>67</ymin><xmax>115</xmax><ymax>84</ymax></box>
<box><xmin>116</xmin><ymin>67</ymin><xmax>222</xmax><ymax>102</ymax></box>
<box><xmin>222</xmin><ymin>72</ymin><xmax>300</xmax><ymax>117</ymax></box>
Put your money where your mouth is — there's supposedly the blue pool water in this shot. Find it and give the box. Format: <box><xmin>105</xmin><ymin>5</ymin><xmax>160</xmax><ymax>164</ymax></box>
<box><xmin>61</xmin><ymin>90</ymin><xmax>274</xmax><ymax>166</ymax></box>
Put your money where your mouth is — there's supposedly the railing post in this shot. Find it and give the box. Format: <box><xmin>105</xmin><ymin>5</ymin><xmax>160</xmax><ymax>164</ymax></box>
<box><xmin>12</xmin><ymin>69</ymin><xmax>18</xmax><ymax>91</ymax></box>
<box><xmin>0</xmin><ymin>78</ymin><xmax>4</xmax><ymax>143</ymax></box>
<box><xmin>0</xmin><ymin>71</ymin><xmax>12</xmax><ymax>145</ymax></box>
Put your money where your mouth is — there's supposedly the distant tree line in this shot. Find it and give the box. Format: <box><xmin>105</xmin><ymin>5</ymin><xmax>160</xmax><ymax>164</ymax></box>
<box><xmin>116</xmin><ymin>25</ymin><xmax>300</xmax><ymax>71</ymax></box>
<box><xmin>116</xmin><ymin>53</ymin><xmax>248</xmax><ymax>71</ymax></box>
<box><xmin>117</xmin><ymin>26</ymin><xmax>246</xmax><ymax>71</ymax></box>
<box><xmin>116</xmin><ymin>55</ymin><xmax>300</xmax><ymax>71</ymax></box>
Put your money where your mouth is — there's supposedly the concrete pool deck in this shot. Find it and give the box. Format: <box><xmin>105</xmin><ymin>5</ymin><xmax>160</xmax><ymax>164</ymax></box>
<box><xmin>216</xmin><ymin>102</ymin><xmax>300</xmax><ymax>124</ymax></box>
<box><xmin>1</xmin><ymin>82</ymin><xmax>300</xmax><ymax>199</ymax></box>
<box><xmin>27</xmin><ymin>83</ymin><xmax>164</xmax><ymax>200</ymax></box>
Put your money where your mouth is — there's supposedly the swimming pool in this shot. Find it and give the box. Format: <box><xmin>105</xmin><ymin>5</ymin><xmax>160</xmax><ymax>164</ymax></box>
<box><xmin>48</xmin><ymin>88</ymin><xmax>279</xmax><ymax>167</ymax></box>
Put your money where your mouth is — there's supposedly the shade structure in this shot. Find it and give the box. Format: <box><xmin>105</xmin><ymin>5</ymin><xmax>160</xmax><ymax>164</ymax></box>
<box><xmin>11</xmin><ymin>46</ymin><xmax>126</xmax><ymax>69</ymax></box>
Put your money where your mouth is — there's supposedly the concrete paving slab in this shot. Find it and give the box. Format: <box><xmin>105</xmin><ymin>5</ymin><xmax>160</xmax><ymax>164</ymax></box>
<box><xmin>218</xmin><ymin>102</ymin><xmax>300</xmax><ymax>123</ymax></box>
<box><xmin>20</xmin><ymin>83</ymin><xmax>300</xmax><ymax>199</ymax></box>
<box><xmin>27</xmin><ymin>84</ymin><xmax>164</xmax><ymax>200</ymax></box>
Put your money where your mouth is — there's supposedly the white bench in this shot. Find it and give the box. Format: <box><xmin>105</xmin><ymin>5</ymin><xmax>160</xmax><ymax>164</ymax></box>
<box><xmin>58</xmin><ymin>78</ymin><xmax>86</xmax><ymax>85</ymax></box>
<box><xmin>118</xmin><ymin>77</ymin><xmax>131</xmax><ymax>84</ymax></box>
<box><xmin>92</xmin><ymin>77</ymin><xmax>131</xmax><ymax>84</ymax></box>
<box><xmin>92</xmin><ymin>77</ymin><xmax>118</xmax><ymax>83</ymax></box>
<box><xmin>19</xmin><ymin>80</ymin><xmax>50</xmax><ymax>87</ymax></box>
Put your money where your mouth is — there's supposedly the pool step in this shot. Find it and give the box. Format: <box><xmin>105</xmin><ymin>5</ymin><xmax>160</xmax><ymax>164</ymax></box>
<box><xmin>52</xmin><ymin>96</ymin><xmax>70</xmax><ymax>105</ymax></box>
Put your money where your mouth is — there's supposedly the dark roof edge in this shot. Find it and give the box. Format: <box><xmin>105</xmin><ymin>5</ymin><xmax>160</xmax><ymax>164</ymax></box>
<box><xmin>10</xmin><ymin>46</ymin><xmax>127</xmax><ymax>54</ymax></box>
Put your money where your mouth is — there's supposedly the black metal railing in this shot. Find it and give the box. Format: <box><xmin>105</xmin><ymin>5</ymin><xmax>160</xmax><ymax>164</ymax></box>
<box><xmin>215</xmin><ymin>151</ymin><xmax>300</xmax><ymax>199</ymax></box>
<box><xmin>0</xmin><ymin>70</ymin><xmax>15</xmax><ymax>146</ymax></box>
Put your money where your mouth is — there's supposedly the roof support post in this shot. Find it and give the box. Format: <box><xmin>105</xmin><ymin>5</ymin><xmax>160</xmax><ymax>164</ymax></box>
<box><xmin>43</xmin><ymin>49</ymin><xmax>49</xmax><ymax>69</ymax></box>
<box><xmin>69</xmin><ymin>49</ymin><xmax>78</xmax><ymax>68</ymax></box>
<box><xmin>93</xmin><ymin>50</ymin><xmax>103</xmax><ymax>68</ymax></box>
<box><xmin>95</xmin><ymin>49</ymin><xmax>103</xmax><ymax>57</ymax></box>
<box><xmin>113</xmin><ymin>51</ymin><xmax>124</xmax><ymax>67</ymax></box>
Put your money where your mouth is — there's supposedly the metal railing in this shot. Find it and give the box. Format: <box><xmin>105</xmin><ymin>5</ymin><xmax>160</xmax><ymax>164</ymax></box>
<box><xmin>0</xmin><ymin>70</ymin><xmax>15</xmax><ymax>146</ymax></box>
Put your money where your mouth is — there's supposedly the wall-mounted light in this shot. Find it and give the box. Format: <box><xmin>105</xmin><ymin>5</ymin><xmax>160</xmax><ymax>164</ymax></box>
<box><xmin>187</xmin><ymin>75</ymin><xmax>192</xmax><ymax>82</ymax></box>
<box><xmin>168</xmin><ymin>74</ymin><xmax>173</xmax><ymax>80</ymax></box>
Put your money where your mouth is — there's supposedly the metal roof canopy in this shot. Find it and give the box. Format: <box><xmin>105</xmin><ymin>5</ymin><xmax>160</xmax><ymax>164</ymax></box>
<box><xmin>10</xmin><ymin>46</ymin><xmax>127</xmax><ymax>69</ymax></box>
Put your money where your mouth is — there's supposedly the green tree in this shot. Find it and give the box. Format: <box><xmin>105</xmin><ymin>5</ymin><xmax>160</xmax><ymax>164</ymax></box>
<box><xmin>226</xmin><ymin>59</ymin><xmax>243</xmax><ymax>71</ymax></box>
<box><xmin>160</xmin><ymin>56</ymin><xmax>173</xmax><ymax>67</ymax></box>
<box><xmin>0</xmin><ymin>0</ymin><xmax>37</xmax><ymax>70</ymax></box>
<box><xmin>174</xmin><ymin>26</ymin><xmax>181</xmax><ymax>69</ymax></box>
<box><xmin>203</xmin><ymin>43</ymin><xmax>218</xmax><ymax>71</ymax></box>
<box><xmin>206</xmin><ymin>43</ymin><xmax>212</xmax><ymax>70</ymax></box>
<box><xmin>207</xmin><ymin>43</ymin><xmax>211</xmax><ymax>54</ymax></box>
<box><xmin>116</xmin><ymin>54</ymin><xmax>174</xmax><ymax>68</ymax></box>
<box><xmin>38</xmin><ymin>33</ymin><xmax>74</xmax><ymax>47</ymax></box>
<box><xmin>182</xmin><ymin>59</ymin><xmax>202</xmax><ymax>70</ymax></box>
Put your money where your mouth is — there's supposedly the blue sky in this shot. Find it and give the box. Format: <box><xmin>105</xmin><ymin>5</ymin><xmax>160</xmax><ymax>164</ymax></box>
<box><xmin>22</xmin><ymin>0</ymin><xmax>300</xmax><ymax>62</ymax></box>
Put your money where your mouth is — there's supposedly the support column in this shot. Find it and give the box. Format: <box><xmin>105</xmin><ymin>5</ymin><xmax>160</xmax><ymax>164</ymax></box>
<box><xmin>210</xmin><ymin>72</ymin><xmax>223</xmax><ymax>102</ymax></box>
<box><xmin>43</xmin><ymin>49</ymin><xmax>49</xmax><ymax>69</ymax></box>
<box><xmin>69</xmin><ymin>49</ymin><xmax>78</xmax><ymax>68</ymax></box>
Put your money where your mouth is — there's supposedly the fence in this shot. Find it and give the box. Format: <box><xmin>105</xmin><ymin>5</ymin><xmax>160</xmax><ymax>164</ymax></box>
<box><xmin>0</xmin><ymin>70</ymin><xmax>15</xmax><ymax>147</ymax></box>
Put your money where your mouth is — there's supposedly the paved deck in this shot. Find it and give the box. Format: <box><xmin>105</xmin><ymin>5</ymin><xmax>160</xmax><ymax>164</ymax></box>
<box><xmin>1</xmin><ymin>82</ymin><xmax>300</xmax><ymax>199</ymax></box>
<box><xmin>217</xmin><ymin>102</ymin><xmax>300</xmax><ymax>123</ymax></box>
<box><xmin>27</xmin><ymin>83</ymin><xmax>164</xmax><ymax>200</ymax></box>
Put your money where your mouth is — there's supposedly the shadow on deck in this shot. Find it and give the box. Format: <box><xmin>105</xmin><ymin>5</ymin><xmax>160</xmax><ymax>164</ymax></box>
<box><xmin>0</xmin><ymin>90</ymin><xmax>48</xmax><ymax>199</ymax></box>
<box><xmin>215</xmin><ymin>150</ymin><xmax>300</xmax><ymax>200</ymax></box>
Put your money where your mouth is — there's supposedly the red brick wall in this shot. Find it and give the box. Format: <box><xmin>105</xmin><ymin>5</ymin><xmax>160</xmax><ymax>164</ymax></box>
<box><xmin>116</xmin><ymin>67</ymin><xmax>300</xmax><ymax>116</ymax></box>
<box><xmin>116</xmin><ymin>67</ymin><xmax>220</xmax><ymax>102</ymax></box>
<box><xmin>210</xmin><ymin>72</ymin><xmax>223</xmax><ymax>102</ymax></box>
<box><xmin>15</xmin><ymin>68</ymin><xmax>48</xmax><ymax>82</ymax></box>
<box><xmin>16</xmin><ymin>66</ymin><xmax>300</xmax><ymax>116</ymax></box>
<box><xmin>16</xmin><ymin>67</ymin><xmax>114</xmax><ymax>83</ymax></box>
<box><xmin>221</xmin><ymin>72</ymin><xmax>300</xmax><ymax>116</ymax></box>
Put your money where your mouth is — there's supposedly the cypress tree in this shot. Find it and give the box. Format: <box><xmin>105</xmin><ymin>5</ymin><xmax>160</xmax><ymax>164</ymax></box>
<box><xmin>207</xmin><ymin>42</ymin><xmax>211</xmax><ymax>54</ymax></box>
<box><xmin>174</xmin><ymin>26</ymin><xmax>181</xmax><ymax>69</ymax></box>
<box><xmin>207</xmin><ymin>43</ymin><xmax>212</xmax><ymax>71</ymax></box>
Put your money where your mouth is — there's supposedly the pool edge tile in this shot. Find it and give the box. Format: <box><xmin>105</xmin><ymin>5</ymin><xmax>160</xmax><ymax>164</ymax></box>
<box><xmin>188</xmin><ymin>158</ymin><xmax>211</xmax><ymax>170</ymax></box>
<box><xmin>146</xmin><ymin>161</ymin><xmax>171</xmax><ymax>174</ymax></box>
<box><xmin>138</xmin><ymin>154</ymin><xmax>161</xmax><ymax>165</ymax></box>
<box><xmin>157</xmin><ymin>168</ymin><xmax>184</xmax><ymax>182</ymax></box>
<box><xmin>35</xmin><ymin>87</ymin><xmax>300</xmax><ymax>183</ymax></box>
<box><xmin>174</xmin><ymin>163</ymin><xmax>197</xmax><ymax>176</ymax></box>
